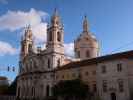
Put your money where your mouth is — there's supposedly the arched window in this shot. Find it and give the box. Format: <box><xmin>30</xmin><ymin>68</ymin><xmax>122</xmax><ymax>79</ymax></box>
<box><xmin>86</xmin><ymin>50</ymin><xmax>90</xmax><ymax>57</ymax></box>
<box><xmin>30</xmin><ymin>59</ymin><xmax>33</xmax><ymax>70</ymax></box>
<box><xmin>57</xmin><ymin>59</ymin><xmax>60</xmax><ymax>67</ymax></box>
<box><xmin>26</xmin><ymin>62</ymin><xmax>29</xmax><ymax>72</ymax></box>
<box><xmin>28</xmin><ymin>44</ymin><xmax>32</xmax><ymax>52</ymax></box>
<box><xmin>23</xmin><ymin>86</ymin><xmax>26</xmax><ymax>96</ymax></box>
<box><xmin>49</xmin><ymin>32</ymin><xmax>52</xmax><ymax>41</ymax></box>
<box><xmin>46</xmin><ymin>85</ymin><xmax>50</xmax><ymax>96</ymax></box>
<box><xmin>48</xmin><ymin>59</ymin><xmax>50</xmax><ymax>68</ymax></box>
<box><xmin>56</xmin><ymin>20</ymin><xmax>59</xmax><ymax>25</ymax></box>
<box><xmin>32</xmin><ymin>87</ymin><xmax>34</xmax><ymax>96</ymax></box>
<box><xmin>34</xmin><ymin>60</ymin><xmax>38</xmax><ymax>68</ymax></box>
<box><xmin>17</xmin><ymin>87</ymin><xmax>20</xmax><ymax>97</ymax></box>
<box><xmin>57</xmin><ymin>32</ymin><xmax>61</xmax><ymax>42</ymax></box>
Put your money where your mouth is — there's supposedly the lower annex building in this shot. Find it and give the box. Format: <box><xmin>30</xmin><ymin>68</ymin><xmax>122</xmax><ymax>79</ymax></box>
<box><xmin>17</xmin><ymin>10</ymin><xmax>133</xmax><ymax>100</ymax></box>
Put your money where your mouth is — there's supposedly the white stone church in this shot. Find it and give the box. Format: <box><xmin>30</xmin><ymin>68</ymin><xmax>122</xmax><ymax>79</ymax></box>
<box><xmin>16</xmin><ymin>10</ymin><xmax>133</xmax><ymax>100</ymax></box>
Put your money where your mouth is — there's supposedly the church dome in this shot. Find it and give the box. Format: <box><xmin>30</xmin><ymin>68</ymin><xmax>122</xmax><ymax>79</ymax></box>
<box><xmin>74</xmin><ymin>16</ymin><xmax>99</xmax><ymax>60</ymax></box>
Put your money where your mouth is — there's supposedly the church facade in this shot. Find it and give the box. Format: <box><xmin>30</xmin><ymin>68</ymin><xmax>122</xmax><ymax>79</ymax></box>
<box><xmin>17</xmin><ymin>10</ymin><xmax>133</xmax><ymax>100</ymax></box>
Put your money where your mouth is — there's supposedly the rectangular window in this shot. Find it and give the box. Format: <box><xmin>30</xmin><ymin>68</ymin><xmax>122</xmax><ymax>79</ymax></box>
<box><xmin>48</xmin><ymin>59</ymin><xmax>50</xmax><ymax>68</ymax></box>
<box><xmin>118</xmin><ymin>79</ymin><xmax>124</xmax><ymax>92</ymax></box>
<box><xmin>117</xmin><ymin>63</ymin><xmax>122</xmax><ymax>72</ymax></box>
<box><xmin>93</xmin><ymin>84</ymin><xmax>97</xmax><ymax>92</ymax></box>
<box><xmin>103</xmin><ymin>80</ymin><xmax>107</xmax><ymax>92</ymax></box>
<box><xmin>101</xmin><ymin>65</ymin><xmax>106</xmax><ymax>74</ymax></box>
<box><xmin>85</xmin><ymin>71</ymin><xmax>89</xmax><ymax>76</ymax></box>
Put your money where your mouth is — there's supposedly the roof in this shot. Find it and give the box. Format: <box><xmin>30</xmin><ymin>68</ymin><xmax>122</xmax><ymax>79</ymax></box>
<box><xmin>56</xmin><ymin>50</ymin><xmax>133</xmax><ymax>71</ymax></box>
<box><xmin>0</xmin><ymin>76</ymin><xmax>8</xmax><ymax>80</ymax></box>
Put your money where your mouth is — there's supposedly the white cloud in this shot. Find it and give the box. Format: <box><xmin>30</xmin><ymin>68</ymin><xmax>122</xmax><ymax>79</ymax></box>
<box><xmin>31</xmin><ymin>22</ymin><xmax>47</xmax><ymax>44</ymax></box>
<box><xmin>0</xmin><ymin>41</ymin><xmax>17</xmax><ymax>56</ymax></box>
<box><xmin>0</xmin><ymin>9</ymin><xmax>75</xmax><ymax>57</ymax></box>
<box><xmin>0</xmin><ymin>0</ymin><xmax>8</xmax><ymax>4</ymax></box>
<box><xmin>34</xmin><ymin>42</ymin><xmax>75</xmax><ymax>58</ymax></box>
<box><xmin>64</xmin><ymin>43</ymin><xmax>74</xmax><ymax>58</ymax></box>
<box><xmin>0</xmin><ymin>8</ymin><xmax>48</xmax><ymax>44</ymax></box>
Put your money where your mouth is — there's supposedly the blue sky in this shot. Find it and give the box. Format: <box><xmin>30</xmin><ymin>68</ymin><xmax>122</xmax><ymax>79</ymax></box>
<box><xmin>0</xmin><ymin>0</ymin><xmax>133</xmax><ymax>82</ymax></box>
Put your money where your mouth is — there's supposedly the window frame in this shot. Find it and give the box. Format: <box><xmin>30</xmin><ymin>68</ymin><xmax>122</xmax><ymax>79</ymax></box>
<box><xmin>117</xmin><ymin>63</ymin><xmax>122</xmax><ymax>72</ymax></box>
<box><xmin>118</xmin><ymin>79</ymin><xmax>124</xmax><ymax>92</ymax></box>
<box><xmin>101</xmin><ymin>65</ymin><xmax>106</xmax><ymax>74</ymax></box>
<box><xmin>103</xmin><ymin>80</ymin><xmax>107</xmax><ymax>92</ymax></box>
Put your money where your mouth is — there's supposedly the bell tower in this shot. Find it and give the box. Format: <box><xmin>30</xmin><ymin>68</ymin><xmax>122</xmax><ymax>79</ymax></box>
<box><xmin>46</xmin><ymin>9</ymin><xmax>64</xmax><ymax>69</ymax></box>
<box><xmin>46</xmin><ymin>9</ymin><xmax>64</xmax><ymax>52</ymax></box>
<box><xmin>20</xmin><ymin>25</ymin><xmax>34</xmax><ymax>60</ymax></box>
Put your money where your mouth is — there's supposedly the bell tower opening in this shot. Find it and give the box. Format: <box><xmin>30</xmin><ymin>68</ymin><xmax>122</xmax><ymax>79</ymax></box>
<box><xmin>57</xmin><ymin>31</ymin><xmax>61</xmax><ymax>42</ymax></box>
<box><xmin>49</xmin><ymin>31</ymin><xmax>52</xmax><ymax>41</ymax></box>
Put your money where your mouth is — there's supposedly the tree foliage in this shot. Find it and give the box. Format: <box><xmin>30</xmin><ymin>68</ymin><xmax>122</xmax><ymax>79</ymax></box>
<box><xmin>0</xmin><ymin>85</ymin><xmax>9</xmax><ymax>94</ymax></box>
<box><xmin>7</xmin><ymin>77</ymin><xmax>17</xmax><ymax>95</ymax></box>
<box><xmin>52</xmin><ymin>79</ymin><xmax>90</xmax><ymax>100</ymax></box>
<box><xmin>0</xmin><ymin>77</ymin><xmax>17</xmax><ymax>95</ymax></box>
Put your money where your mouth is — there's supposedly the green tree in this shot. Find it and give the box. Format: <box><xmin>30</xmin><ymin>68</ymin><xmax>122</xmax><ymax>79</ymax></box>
<box><xmin>0</xmin><ymin>78</ymin><xmax>17</xmax><ymax>95</ymax></box>
<box><xmin>0</xmin><ymin>85</ymin><xmax>9</xmax><ymax>95</ymax></box>
<box><xmin>7</xmin><ymin>77</ymin><xmax>17</xmax><ymax>95</ymax></box>
<box><xmin>52</xmin><ymin>79</ymin><xmax>91</xmax><ymax>100</ymax></box>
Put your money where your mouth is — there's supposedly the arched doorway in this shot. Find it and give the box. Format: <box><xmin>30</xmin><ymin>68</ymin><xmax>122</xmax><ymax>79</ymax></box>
<box><xmin>110</xmin><ymin>92</ymin><xmax>116</xmax><ymax>100</ymax></box>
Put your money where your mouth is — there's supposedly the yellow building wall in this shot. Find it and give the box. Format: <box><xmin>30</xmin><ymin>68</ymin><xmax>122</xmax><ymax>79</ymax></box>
<box><xmin>55</xmin><ymin>64</ymin><xmax>97</xmax><ymax>92</ymax></box>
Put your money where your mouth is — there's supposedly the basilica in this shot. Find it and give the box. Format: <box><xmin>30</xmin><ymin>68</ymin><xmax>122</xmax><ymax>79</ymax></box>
<box><xmin>17</xmin><ymin>10</ymin><xmax>133</xmax><ymax>100</ymax></box>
